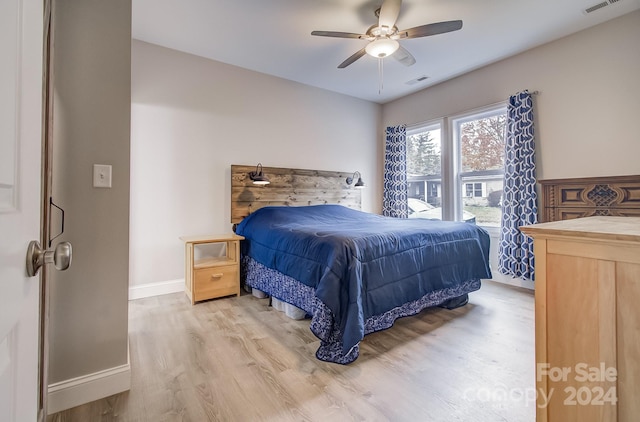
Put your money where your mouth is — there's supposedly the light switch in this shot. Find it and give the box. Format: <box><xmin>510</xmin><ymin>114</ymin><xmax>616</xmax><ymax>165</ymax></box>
<box><xmin>93</xmin><ymin>164</ymin><xmax>112</xmax><ymax>188</ymax></box>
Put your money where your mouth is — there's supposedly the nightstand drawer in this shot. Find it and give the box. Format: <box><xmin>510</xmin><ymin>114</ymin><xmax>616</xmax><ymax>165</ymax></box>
<box><xmin>193</xmin><ymin>265</ymin><xmax>239</xmax><ymax>301</ymax></box>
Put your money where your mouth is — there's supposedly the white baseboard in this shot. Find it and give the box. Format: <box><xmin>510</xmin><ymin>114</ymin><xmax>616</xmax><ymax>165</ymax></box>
<box><xmin>47</xmin><ymin>357</ymin><xmax>131</xmax><ymax>415</ymax></box>
<box><xmin>128</xmin><ymin>278</ymin><xmax>184</xmax><ymax>300</ymax></box>
<box><xmin>490</xmin><ymin>272</ymin><xmax>535</xmax><ymax>290</ymax></box>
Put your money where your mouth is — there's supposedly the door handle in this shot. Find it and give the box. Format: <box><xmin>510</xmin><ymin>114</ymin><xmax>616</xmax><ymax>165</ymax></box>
<box><xmin>26</xmin><ymin>240</ymin><xmax>72</xmax><ymax>277</ymax></box>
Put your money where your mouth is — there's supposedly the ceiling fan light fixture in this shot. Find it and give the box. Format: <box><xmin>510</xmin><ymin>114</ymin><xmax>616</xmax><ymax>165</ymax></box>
<box><xmin>365</xmin><ymin>38</ymin><xmax>399</xmax><ymax>58</ymax></box>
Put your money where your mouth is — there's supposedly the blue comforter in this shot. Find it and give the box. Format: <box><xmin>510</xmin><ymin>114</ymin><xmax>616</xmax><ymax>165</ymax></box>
<box><xmin>235</xmin><ymin>205</ymin><xmax>492</xmax><ymax>354</ymax></box>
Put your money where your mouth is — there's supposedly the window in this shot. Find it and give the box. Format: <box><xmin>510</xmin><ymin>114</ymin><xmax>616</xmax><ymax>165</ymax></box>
<box><xmin>406</xmin><ymin>104</ymin><xmax>506</xmax><ymax>227</ymax></box>
<box><xmin>464</xmin><ymin>182</ymin><xmax>485</xmax><ymax>198</ymax></box>
<box><xmin>428</xmin><ymin>182</ymin><xmax>438</xmax><ymax>199</ymax></box>
<box><xmin>453</xmin><ymin>106</ymin><xmax>506</xmax><ymax>227</ymax></box>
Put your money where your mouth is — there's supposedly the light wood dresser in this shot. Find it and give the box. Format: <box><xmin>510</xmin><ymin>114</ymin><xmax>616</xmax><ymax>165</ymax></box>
<box><xmin>521</xmin><ymin>217</ymin><xmax>640</xmax><ymax>422</ymax></box>
<box><xmin>180</xmin><ymin>234</ymin><xmax>244</xmax><ymax>304</ymax></box>
<box><xmin>538</xmin><ymin>175</ymin><xmax>640</xmax><ymax>222</ymax></box>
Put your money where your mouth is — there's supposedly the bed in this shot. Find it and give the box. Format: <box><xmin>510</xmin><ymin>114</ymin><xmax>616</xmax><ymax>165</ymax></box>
<box><xmin>231</xmin><ymin>165</ymin><xmax>492</xmax><ymax>364</ymax></box>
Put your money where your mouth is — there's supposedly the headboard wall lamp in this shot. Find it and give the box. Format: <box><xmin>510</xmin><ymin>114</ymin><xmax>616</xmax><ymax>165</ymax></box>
<box><xmin>249</xmin><ymin>163</ymin><xmax>270</xmax><ymax>185</ymax></box>
<box><xmin>346</xmin><ymin>171</ymin><xmax>365</xmax><ymax>189</ymax></box>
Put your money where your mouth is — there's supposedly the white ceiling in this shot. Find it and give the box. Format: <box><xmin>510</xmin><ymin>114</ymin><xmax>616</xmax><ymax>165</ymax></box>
<box><xmin>132</xmin><ymin>0</ymin><xmax>640</xmax><ymax>104</ymax></box>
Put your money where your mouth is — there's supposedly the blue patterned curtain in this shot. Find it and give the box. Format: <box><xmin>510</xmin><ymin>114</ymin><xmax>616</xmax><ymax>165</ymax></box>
<box><xmin>383</xmin><ymin>125</ymin><xmax>408</xmax><ymax>218</ymax></box>
<box><xmin>498</xmin><ymin>91</ymin><xmax>538</xmax><ymax>280</ymax></box>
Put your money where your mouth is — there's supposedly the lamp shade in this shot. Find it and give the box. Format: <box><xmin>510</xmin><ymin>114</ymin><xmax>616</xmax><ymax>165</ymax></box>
<box><xmin>365</xmin><ymin>38</ymin><xmax>399</xmax><ymax>58</ymax></box>
<box><xmin>251</xmin><ymin>175</ymin><xmax>270</xmax><ymax>185</ymax></box>
<box><xmin>249</xmin><ymin>163</ymin><xmax>270</xmax><ymax>185</ymax></box>
<box><xmin>346</xmin><ymin>171</ymin><xmax>365</xmax><ymax>189</ymax></box>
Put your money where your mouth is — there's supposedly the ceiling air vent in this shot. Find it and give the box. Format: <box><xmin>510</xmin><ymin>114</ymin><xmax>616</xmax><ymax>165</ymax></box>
<box><xmin>584</xmin><ymin>0</ymin><xmax>623</xmax><ymax>14</ymax></box>
<box><xmin>585</xmin><ymin>2</ymin><xmax>609</xmax><ymax>13</ymax></box>
<box><xmin>405</xmin><ymin>75</ymin><xmax>429</xmax><ymax>86</ymax></box>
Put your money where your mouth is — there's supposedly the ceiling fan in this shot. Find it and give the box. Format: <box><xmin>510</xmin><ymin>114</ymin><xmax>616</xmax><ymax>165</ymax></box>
<box><xmin>311</xmin><ymin>0</ymin><xmax>463</xmax><ymax>69</ymax></box>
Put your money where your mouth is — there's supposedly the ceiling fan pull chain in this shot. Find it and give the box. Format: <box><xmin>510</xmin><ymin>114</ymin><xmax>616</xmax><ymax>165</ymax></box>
<box><xmin>378</xmin><ymin>57</ymin><xmax>384</xmax><ymax>94</ymax></box>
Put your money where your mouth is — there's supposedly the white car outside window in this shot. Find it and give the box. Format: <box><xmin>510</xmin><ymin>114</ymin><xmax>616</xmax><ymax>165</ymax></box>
<box><xmin>407</xmin><ymin>198</ymin><xmax>476</xmax><ymax>224</ymax></box>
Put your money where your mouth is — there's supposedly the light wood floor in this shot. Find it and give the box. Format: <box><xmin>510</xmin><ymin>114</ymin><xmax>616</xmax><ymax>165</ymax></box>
<box><xmin>48</xmin><ymin>280</ymin><xmax>535</xmax><ymax>422</ymax></box>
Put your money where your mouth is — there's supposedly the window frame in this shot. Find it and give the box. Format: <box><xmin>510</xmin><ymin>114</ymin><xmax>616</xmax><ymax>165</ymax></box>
<box><xmin>450</xmin><ymin>103</ymin><xmax>507</xmax><ymax>223</ymax></box>
<box><xmin>463</xmin><ymin>182</ymin><xmax>486</xmax><ymax>197</ymax></box>
<box><xmin>404</xmin><ymin>102</ymin><xmax>506</xmax><ymax>227</ymax></box>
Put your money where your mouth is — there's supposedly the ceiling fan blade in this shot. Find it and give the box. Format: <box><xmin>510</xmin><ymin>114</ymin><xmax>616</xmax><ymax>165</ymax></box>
<box><xmin>338</xmin><ymin>47</ymin><xmax>367</xmax><ymax>69</ymax></box>
<box><xmin>399</xmin><ymin>20</ymin><xmax>463</xmax><ymax>39</ymax></box>
<box><xmin>393</xmin><ymin>45</ymin><xmax>416</xmax><ymax>66</ymax></box>
<box><xmin>311</xmin><ymin>30</ymin><xmax>367</xmax><ymax>39</ymax></box>
<box><xmin>378</xmin><ymin>0</ymin><xmax>402</xmax><ymax>29</ymax></box>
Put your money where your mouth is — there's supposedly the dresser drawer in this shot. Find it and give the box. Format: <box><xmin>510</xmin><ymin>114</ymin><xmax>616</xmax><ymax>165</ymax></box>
<box><xmin>193</xmin><ymin>265</ymin><xmax>239</xmax><ymax>301</ymax></box>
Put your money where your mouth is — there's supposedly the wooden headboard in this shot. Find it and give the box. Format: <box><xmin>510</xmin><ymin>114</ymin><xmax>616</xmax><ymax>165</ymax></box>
<box><xmin>231</xmin><ymin>165</ymin><xmax>362</xmax><ymax>224</ymax></box>
<box><xmin>539</xmin><ymin>174</ymin><xmax>640</xmax><ymax>222</ymax></box>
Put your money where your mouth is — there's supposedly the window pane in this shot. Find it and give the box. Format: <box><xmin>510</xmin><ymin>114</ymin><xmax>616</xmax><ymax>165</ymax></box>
<box><xmin>460</xmin><ymin>114</ymin><xmax>506</xmax><ymax>173</ymax></box>
<box><xmin>457</xmin><ymin>110</ymin><xmax>506</xmax><ymax>226</ymax></box>
<box><xmin>465</xmin><ymin>183</ymin><xmax>473</xmax><ymax>197</ymax></box>
<box><xmin>406</xmin><ymin>125</ymin><xmax>443</xmax><ymax>219</ymax></box>
<box><xmin>474</xmin><ymin>183</ymin><xmax>483</xmax><ymax>197</ymax></box>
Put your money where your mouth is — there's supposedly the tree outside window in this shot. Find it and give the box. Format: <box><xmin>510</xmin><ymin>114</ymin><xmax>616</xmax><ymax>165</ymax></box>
<box><xmin>407</xmin><ymin>130</ymin><xmax>441</xmax><ymax>177</ymax></box>
<box><xmin>406</xmin><ymin>126</ymin><xmax>442</xmax><ymax>206</ymax></box>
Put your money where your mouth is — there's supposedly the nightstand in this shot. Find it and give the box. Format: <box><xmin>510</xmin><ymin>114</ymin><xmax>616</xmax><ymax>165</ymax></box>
<box><xmin>180</xmin><ymin>234</ymin><xmax>244</xmax><ymax>304</ymax></box>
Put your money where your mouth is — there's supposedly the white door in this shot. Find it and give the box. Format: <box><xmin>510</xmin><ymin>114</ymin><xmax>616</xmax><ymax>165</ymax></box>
<box><xmin>0</xmin><ymin>0</ymin><xmax>44</xmax><ymax>421</ymax></box>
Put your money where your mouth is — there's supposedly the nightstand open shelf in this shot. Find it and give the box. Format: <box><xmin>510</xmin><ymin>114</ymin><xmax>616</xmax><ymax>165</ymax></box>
<box><xmin>180</xmin><ymin>234</ymin><xmax>244</xmax><ymax>305</ymax></box>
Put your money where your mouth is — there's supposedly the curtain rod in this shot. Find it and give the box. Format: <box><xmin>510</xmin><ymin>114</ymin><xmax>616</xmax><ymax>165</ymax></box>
<box><xmin>512</xmin><ymin>90</ymin><xmax>539</xmax><ymax>96</ymax></box>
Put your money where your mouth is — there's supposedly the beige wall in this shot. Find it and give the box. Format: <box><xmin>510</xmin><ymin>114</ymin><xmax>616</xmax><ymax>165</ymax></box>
<box><xmin>383</xmin><ymin>10</ymin><xmax>640</xmax><ymax>181</ymax></box>
<box><xmin>49</xmin><ymin>0</ymin><xmax>131</xmax><ymax>384</ymax></box>
<box><xmin>130</xmin><ymin>40</ymin><xmax>382</xmax><ymax>287</ymax></box>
